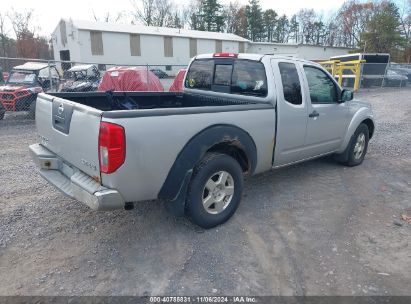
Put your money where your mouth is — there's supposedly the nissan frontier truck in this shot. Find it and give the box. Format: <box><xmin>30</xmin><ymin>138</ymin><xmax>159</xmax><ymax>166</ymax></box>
<box><xmin>30</xmin><ymin>53</ymin><xmax>375</xmax><ymax>228</ymax></box>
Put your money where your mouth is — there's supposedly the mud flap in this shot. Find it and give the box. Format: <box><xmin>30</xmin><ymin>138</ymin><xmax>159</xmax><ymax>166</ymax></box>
<box><xmin>334</xmin><ymin>136</ymin><xmax>352</xmax><ymax>163</ymax></box>
<box><xmin>164</xmin><ymin>170</ymin><xmax>193</xmax><ymax>217</ymax></box>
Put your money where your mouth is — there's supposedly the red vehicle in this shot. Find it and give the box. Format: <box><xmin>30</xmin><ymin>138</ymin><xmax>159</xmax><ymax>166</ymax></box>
<box><xmin>0</xmin><ymin>62</ymin><xmax>61</xmax><ymax>119</ymax></box>
<box><xmin>169</xmin><ymin>69</ymin><xmax>187</xmax><ymax>92</ymax></box>
<box><xmin>98</xmin><ymin>66</ymin><xmax>164</xmax><ymax>92</ymax></box>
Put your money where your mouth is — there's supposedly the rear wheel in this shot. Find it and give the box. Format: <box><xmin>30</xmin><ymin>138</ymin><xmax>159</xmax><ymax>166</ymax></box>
<box><xmin>186</xmin><ymin>152</ymin><xmax>244</xmax><ymax>229</ymax></box>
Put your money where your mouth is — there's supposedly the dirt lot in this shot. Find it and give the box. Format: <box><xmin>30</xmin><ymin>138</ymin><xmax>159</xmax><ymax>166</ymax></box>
<box><xmin>0</xmin><ymin>87</ymin><xmax>410</xmax><ymax>296</ymax></box>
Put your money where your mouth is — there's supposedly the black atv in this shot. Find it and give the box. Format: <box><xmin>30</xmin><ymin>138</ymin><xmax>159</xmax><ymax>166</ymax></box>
<box><xmin>60</xmin><ymin>64</ymin><xmax>101</xmax><ymax>92</ymax></box>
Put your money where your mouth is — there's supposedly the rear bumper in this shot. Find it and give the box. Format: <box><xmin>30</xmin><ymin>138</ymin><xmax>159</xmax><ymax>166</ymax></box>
<box><xmin>29</xmin><ymin>143</ymin><xmax>125</xmax><ymax>210</ymax></box>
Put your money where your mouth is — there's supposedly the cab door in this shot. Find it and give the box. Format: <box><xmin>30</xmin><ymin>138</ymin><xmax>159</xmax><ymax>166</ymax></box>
<box><xmin>300</xmin><ymin>65</ymin><xmax>350</xmax><ymax>158</ymax></box>
<box><xmin>271</xmin><ymin>59</ymin><xmax>309</xmax><ymax>167</ymax></box>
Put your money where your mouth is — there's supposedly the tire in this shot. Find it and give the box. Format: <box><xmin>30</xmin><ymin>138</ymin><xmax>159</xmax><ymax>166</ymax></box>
<box><xmin>0</xmin><ymin>111</ymin><xmax>4</xmax><ymax>120</ymax></box>
<box><xmin>186</xmin><ymin>152</ymin><xmax>244</xmax><ymax>229</ymax></box>
<box><xmin>28</xmin><ymin>100</ymin><xmax>36</xmax><ymax>119</ymax></box>
<box><xmin>342</xmin><ymin>123</ymin><xmax>369</xmax><ymax>167</ymax></box>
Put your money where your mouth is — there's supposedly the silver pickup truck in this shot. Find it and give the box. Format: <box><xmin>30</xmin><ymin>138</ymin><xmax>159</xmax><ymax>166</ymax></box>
<box><xmin>30</xmin><ymin>53</ymin><xmax>375</xmax><ymax>228</ymax></box>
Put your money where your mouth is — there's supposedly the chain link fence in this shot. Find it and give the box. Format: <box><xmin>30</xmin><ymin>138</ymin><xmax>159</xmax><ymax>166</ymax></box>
<box><xmin>341</xmin><ymin>63</ymin><xmax>409</xmax><ymax>89</ymax></box>
<box><xmin>0</xmin><ymin>56</ymin><xmax>187</xmax><ymax>120</ymax></box>
<box><xmin>0</xmin><ymin>56</ymin><xmax>410</xmax><ymax>122</ymax></box>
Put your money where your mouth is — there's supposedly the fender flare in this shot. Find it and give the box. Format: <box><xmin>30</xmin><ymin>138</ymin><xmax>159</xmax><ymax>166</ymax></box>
<box><xmin>338</xmin><ymin>107</ymin><xmax>374</xmax><ymax>154</ymax></box>
<box><xmin>158</xmin><ymin>124</ymin><xmax>257</xmax><ymax>201</ymax></box>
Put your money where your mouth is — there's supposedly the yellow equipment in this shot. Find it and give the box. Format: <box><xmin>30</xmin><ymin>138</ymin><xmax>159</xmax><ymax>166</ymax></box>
<box><xmin>319</xmin><ymin>59</ymin><xmax>366</xmax><ymax>91</ymax></box>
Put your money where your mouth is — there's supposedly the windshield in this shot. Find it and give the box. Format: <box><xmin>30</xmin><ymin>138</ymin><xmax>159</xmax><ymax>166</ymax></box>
<box><xmin>6</xmin><ymin>70</ymin><xmax>37</xmax><ymax>85</ymax></box>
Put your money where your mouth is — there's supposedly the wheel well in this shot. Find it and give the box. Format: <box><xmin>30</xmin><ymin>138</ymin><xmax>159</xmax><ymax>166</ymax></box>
<box><xmin>158</xmin><ymin>124</ymin><xmax>257</xmax><ymax>201</ymax></box>
<box><xmin>362</xmin><ymin>119</ymin><xmax>374</xmax><ymax>139</ymax></box>
<box><xmin>207</xmin><ymin>142</ymin><xmax>250</xmax><ymax>173</ymax></box>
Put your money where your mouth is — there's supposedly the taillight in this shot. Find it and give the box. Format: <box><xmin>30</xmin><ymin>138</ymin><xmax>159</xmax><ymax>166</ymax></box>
<box><xmin>98</xmin><ymin>122</ymin><xmax>126</xmax><ymax>174</ymax></box>
<box><xmin>213</xmin><ymin>53</ymin><xmax>238</xmax><ymax>58</ymax></box>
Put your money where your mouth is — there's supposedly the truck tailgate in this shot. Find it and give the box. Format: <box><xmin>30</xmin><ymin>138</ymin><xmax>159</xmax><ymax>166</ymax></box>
<box><xmin>35</xmin><ymin>93</ymin><xmax>102</xmax><ymax>179</ymax></box>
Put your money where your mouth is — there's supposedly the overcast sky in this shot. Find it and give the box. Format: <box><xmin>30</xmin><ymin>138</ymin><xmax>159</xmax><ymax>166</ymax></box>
<box><xmin>0</xmin><ymin>0</ymin><xmax>393</xmax><ymax>36</ymax></box>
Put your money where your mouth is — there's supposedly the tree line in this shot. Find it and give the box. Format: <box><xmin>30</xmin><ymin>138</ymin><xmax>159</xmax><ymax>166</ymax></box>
<box><xmin>132</xmin><ymin>0</ymin><xmax>411</xmax><ymax>62</ymax></box>
<box><xmin>0</xmin><ymin>10</ymin><xmax>52</xmax><ymax>60</ymax></box>
<box><xmin>0</xmin><ymin>0</ymin><xmax>410</xmax><ymax>62</ymax></box>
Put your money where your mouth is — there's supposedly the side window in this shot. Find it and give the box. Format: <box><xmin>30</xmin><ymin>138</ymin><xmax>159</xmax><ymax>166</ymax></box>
<box><xmin>185</xmin><ymin>59</ymin><xmax>214</xmax><ymax>90</ymax></box>
<box><xmin>278</xmin><ymin>62</ymin><xmax>302</xmax><ymax>105</ymax></box>
<box><xmin>231</xmin><ymin>61</ymin><xmax>267</xmax><ymax>97</ymax></box>
<box><xmin>304</xmin><ymin>66</ymin><xmax>337</xmax><ymax>104</ymax></box>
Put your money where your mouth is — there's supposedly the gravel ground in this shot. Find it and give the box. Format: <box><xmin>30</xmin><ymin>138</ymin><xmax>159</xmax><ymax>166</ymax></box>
<box><xmin>0</xmin><ymin>87</ymin><xmax>410</xmax><ymax>296</ymax></box>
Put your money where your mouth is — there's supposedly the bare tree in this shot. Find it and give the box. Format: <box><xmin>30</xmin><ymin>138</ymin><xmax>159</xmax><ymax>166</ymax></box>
<box><xmin>400</xmin><ymin>0</ymin><xmax>411</xmax><ymax>61</ymax></box>
<box><xmin>296</xmin><ymin>9</ymin><xmax>316</xmax><ymax>44</ymax></box>
<box><xmin>336</xmin><ymin>0</ymin><xmax>375</xmax><ymax>48</ymax></box>
<box><xmin>223</xmin><ymin>1</ymin><xmax>241</xmax><ymax>33</ymax></box>
<box><xmin>233</xmin><ymin>6</ymin><xmax>248</xmax><ymax>38</ymax></box>
<box><xmin>8</xmin><ymin>9</ymin><xmax>35</xmax><ymax>40</ymax></box>
<box><xmin>7</xmin><ymin>9</ymin><xmax>36</xmax><ymax>57</ymax></box>
<box><xmin>275</xmin><ymin>14</ymin><xmax>289</xmax><ymax>43</ymax></box>
<box><xmin>0</xmin><ymin>12</ymin><xmax>9</xmax><ymax>58</ymax></box>
<box><xmin>399</xmin><ymin>1</ymin><xmax>411</xmax><ymax>43</ymax></box>
<box><xmin>186</xmin><ymin>0</ymin><xmax>202</xmax><ymax>30</ymax></box>
<box><xmin>154</xmin><ymin>0</ymin><xmax>172</xmax><ymax>26</ymax></box>
<box><xmin>6</xmin><ymin>9</ymin><xmax>51</xmax><ymax>59</ymax></box>
<box><xmin>131</xmin><ymin>0</ymin><xmax>175</xmax><ymax>27</ymax></box>
<box><xmin>312</xmin><ymin>14</ymin><xmax>326</xmax><ymax>45</ymax></box>
<box><xmin>131</xmin><ymin>0</ymin><xmax>156</xmax><ymax>26</ymax></box>
<box><xmin>92</xmin><ymin>10</ymin><xmax>125</xmax><ymax>23</ymax></box>
<box><xmin>163</xmin><ymin>7</ymin><xmax>185</xmax><ymax>28</ymax></box>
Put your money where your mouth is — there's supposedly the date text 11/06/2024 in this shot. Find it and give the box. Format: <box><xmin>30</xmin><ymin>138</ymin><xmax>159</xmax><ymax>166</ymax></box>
<box><xmin>149</xmin><ymin>296</ymin><xmax>258</xmax><ymax>303</ymax></box>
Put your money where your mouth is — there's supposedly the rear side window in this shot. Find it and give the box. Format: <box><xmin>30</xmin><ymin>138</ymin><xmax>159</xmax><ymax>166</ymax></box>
<box><xmin>185</xmin><ymin>59</ymin><xmax>213</xmax><ymax>90</ymax></box>
<box><xmin>231</xmin><ymin>61</ymin><xmax>267</xmax><ymax>97</ymax></box>
<box><xmin>278</xmin><ymin>62</ymin><xmax>302</xmax><ymax>105</ymax></box>
<box><xmin>185</xmin><ymin>59</ymin><xmax>267</xmax><ymax>97</ymax></box>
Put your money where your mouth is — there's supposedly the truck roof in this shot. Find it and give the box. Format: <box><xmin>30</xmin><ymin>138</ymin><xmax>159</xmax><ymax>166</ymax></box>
<box><xmin>13</xmin><ymin>62</ymin><xmax>54</xmax><ymax>71</ymax></box>
<box><xmin>195</xmin><ymin>53</ymin><xmax>265</xmax><ymax>61</ymax></box>
<box><xmin>194</xmin><ymin>53</ymin><xmax>316</xmax><ymax>65</ymax></box>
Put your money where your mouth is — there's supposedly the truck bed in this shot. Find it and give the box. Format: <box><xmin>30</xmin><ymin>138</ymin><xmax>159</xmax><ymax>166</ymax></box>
<box><xmin>50</xmin><ymin>91</ymin><xmax>254</xmax><ymax>112</ymax></box>
<box><xmin>32</xmin><ymin>90</ymin><xmax>275</xmax><ymax>207</ymax></box>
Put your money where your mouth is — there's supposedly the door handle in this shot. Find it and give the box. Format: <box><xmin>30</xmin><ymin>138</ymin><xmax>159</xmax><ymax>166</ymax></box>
<box><xmin>309</xmin><ymin>111</ymin><xmax>319</xmax><ymax>118</ymax></box>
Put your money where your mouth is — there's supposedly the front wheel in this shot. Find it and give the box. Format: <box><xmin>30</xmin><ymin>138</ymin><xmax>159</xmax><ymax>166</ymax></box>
<box><xmin>186</xmin><ymin>152</ymin><xmax>244</xmax><ymax>229</ymax></box>
<box><xmin>343</xmin><ymin>123</ymin><xmax>370</xmax><ymax>167</ymax></box>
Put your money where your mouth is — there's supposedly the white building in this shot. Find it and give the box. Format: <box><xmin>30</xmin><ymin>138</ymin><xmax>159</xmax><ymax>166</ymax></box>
<box><xmin>248</xmin><ymin>42</ymin><xmax>352</xmax><ymax>61</ymax></box>
<box><xmin>51</xmin><ymin>19</ymin><xmax>351</xmax><ymax>74</ymax></box>
<box><xmin>52</xmin><ymin>19</ymin><xmax>248</xmax><ymax>74</ymax></box>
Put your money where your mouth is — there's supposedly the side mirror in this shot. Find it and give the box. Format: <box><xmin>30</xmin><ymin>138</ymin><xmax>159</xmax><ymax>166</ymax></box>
<box><xmin>341</xmin><ymin>89</ymin><xmax>354</xmax><ymax>102</ymax></box>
